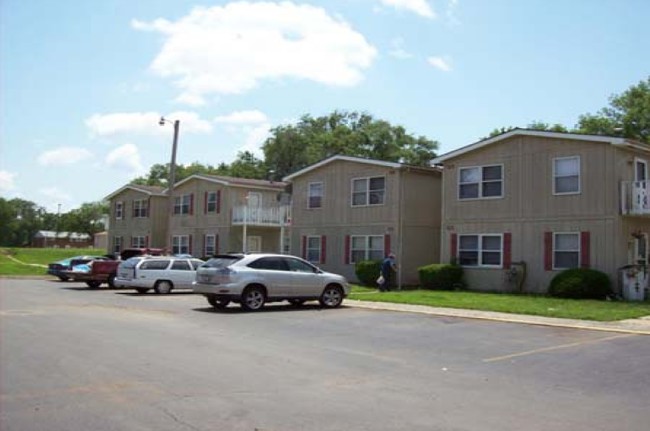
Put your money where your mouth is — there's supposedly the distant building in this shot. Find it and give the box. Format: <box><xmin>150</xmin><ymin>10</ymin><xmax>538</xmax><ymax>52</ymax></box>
<box><xmin>32</xmin><ymin>231</ymin><xmax>94</xmax><ymax>248</ymax></box>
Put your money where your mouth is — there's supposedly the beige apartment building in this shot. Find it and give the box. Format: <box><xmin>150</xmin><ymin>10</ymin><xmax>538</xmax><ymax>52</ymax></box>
<box><xmin>283</xmin><ymin>155</ymin><xmax>442</xmax><ymax>285</ymax></box>
<box><xmin>433</xmin><ymin>129</ymin><xmax>650</xmax><ymax>294</ymax></box>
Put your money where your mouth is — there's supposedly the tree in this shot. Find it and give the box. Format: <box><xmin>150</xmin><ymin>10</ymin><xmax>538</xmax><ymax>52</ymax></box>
<box><xmin>487</xmin><ymin>122</ymin><xmax>568</xmax><ymax>138</ymax></box>
<box><xmin>61</xmin><ymin>202</ymin><xmax>108</xmax><ymax>236</ymax></box>
<box><xmin>0</xmin><ymin>198</ymin><xmax>47</xmax><ymax>246</ymax></box>
<box><xmin>576</xmin><ymin>76</ymin><xmax>650</xmax><ymax>143</ymax></box>
<box><xmin>262</xmin><ymin>111</ymin><xmax>440</xmax><ymax>178</ymax></box>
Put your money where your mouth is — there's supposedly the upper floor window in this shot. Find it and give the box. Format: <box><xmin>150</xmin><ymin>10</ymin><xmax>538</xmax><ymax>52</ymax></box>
<box><xmin>553</xmin><ymin>232</ymin><xmax>580</xmax><ymax>269</ymax></box>
<box><xmin>206</xmin><ymin>191</ymin><xmax>219</xmax><ymax>213</ymax></box>
<box><xmin>458</xmin><ymin>234</ymin><xmax>503</xmax><ymax>267</ymax></box>
<box><xmin>115</xmin><ymin>201</ymin><xmax>124</xmax><ymax>220</ymax></box>
<box><xmin>132</xmin><ymin>199</ymin><xmax>149</xmax><ymax>218</ymax></box>
<box><xmin>458</xmin><ymin>165</ymin><xmax>503</xmax><ymax>199</ymax></box>
<box><xmin>174</xmin><ymin>194</ymin><xmax>192</xmax><ymax>215</ymax></box>
<box><xmin>352</xmin><ymin>177</ymin><xmax>385</xmax><ymax>206</ymax></box>
<box><xmin>350</xmin><ymin>235</ymin><xmax>384</xmax><ymax>263</ymax></box>
<box><xmin>308</xmin><ymin>182</ymin><xmax>323</xmax><ymax>209</ymax></box>
<box><xmin>553</xmin><ymin>156</ymin><xmax>580</xmax><ymax>195</ymax></box>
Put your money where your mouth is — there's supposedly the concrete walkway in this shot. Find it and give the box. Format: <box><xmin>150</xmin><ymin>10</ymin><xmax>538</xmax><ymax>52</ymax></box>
<box><xmin>348</xmin><ymin>299</ymin><xmax>650</xmax><ymax>335</ymax></box>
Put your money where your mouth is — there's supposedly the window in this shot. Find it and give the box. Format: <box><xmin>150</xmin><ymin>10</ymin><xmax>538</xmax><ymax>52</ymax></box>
<box><xmin>172</xmin><ymin>235</ymin><xmax>190</xmax><ymax>255</ymax></box>
<box><xmin>308</xmin><ymin>182</ymin><xmax>323</xmax><ymax>209</ymax></box>
<box><xmin>553</xmin><ymin>156</ymin><xmax>580</xmax><ymax>194</ymax></box>
<box><xmin>112</xmin><ymin>236</ymin><xmax>123</xmax><ymax>254</ymax></box>
<box><xmin>115</xmin><ymin>201</ymin><xmax>123</xmax><ymax>220</ymax></box>
<box><xmin>140</xmin><ymin>260</ymin><xmax>171</xmax><ymax>270</ymax></box>
<box><xmin>204</xmin><ymin>234</ymin><xmax>216</xmax><ymax>257</ymax></box>
<box><xmin>131</xmin><ymin>236</ymin><xmax>146</xmax><ymax>248</ymax></box>
<box><xmin>350</xmin><ymin>235</ymin><xmax>384</xmax><ymax>263</ymax></box>
<box><xmin>174</xmin><ymin>194</ymin><xmax>192</xmax><ymax>215</ymax></box>
<box><xmin>285</xmin><ymin>257</ymin><xmax>317</xmax><ymax>273</ymax></box>
<box><xmin>132</xmin><ymin>199</ymin><xmax>149</xmax><ymax>218</ymax></box>
<box><xmin>458</xmin><ymin>165</ymin><xmax>503</xmax><ymax>199</ymax></box>
<box><xmin>206</xmin><ymin>191</ymin><xmax>219</xmax><ymax>213</ymax></box>
<box><xmin>306</xmin><ymin>236</ymin><xmax>322</xmax><ymax>263</ymax></box>
<box><xmin>171</xmin><ymin>260</ymin><xmax>191</xmax><ymax>270</ymax></box>
<box><xmin>352</xmin><ymin>177</ymin><xmax>385</xmax><ymax>206</ymax></box>
<box><xmin>554</xmin><ymin>233</ymin><xmax>580</xmax><ymax>269</ymax></box>
<box><xmin>248</xmin><ymin>257</ymin><xmax>287</xmax><ymax>271</ymax></box>
<box><xmin>458</xmin><ymin>234</ymin><xmax>503</xmax><ymax>267</ymax></box>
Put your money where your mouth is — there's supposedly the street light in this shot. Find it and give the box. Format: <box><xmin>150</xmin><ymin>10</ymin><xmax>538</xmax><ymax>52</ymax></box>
<box><xmin>160</xmin><ymin>116</ymin><xmax>180</xmax><ymax>254</ymax></box>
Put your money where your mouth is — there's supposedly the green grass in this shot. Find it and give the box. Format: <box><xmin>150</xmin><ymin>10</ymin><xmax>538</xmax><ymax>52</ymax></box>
<box><xmin>349</xmin><ymin>285</ymin><xmax>650</xmax><ymax>321</ymax></box>
<box><xmin>0</xmin><ymin>247</ymin><xmax>107</xmax><ymax>276</ymax></box>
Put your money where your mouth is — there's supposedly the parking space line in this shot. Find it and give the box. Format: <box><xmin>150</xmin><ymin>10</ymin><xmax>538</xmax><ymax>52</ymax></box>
<box><xmin>482</xmin><ymin>334</ymin><xmax>637</xmax><ymax>363</ymax></box>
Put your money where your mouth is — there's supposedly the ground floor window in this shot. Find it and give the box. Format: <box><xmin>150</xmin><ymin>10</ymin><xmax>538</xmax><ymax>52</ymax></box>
<box><xmin>553</xmin><ymin>232</ymin><xmax>580</xmax><ymax>269</ymax></box>
<box><xmin>458</xmin><ymin>234</ymin><xmax>503</xmax><ymax>267</ymax></box>
<box><xmin>131</xmin><ymin>235</ymin><xmax>146</xmax><ymax>248</ymax></box>
<box><xmin>305</xmin><ymin>236</ymin><xmax>325</xmax><ymax>264</ymax></box>
<box><xmin>204</xmin><ymin>234</ymin><xmax>216</xmax><ymax>257</ymax></box>
<box><xmin>172</xmin><ymin>235</ymin><xmax>190</xmax><ymax>255</ymax></box>
<box><xmin>112</xmin><ymin>236</ymin><xmax>123</xmax><ymax>254</ymax></box>
<box><xmin>350</xmin><ymin>235</ymin><xmax>384</xmax><ymax>263</ymax></box>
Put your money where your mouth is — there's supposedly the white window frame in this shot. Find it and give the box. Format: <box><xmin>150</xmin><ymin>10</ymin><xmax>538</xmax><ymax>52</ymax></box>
<box><xmin>457</xmin><ymin>234</ymin><xmax>503</xmax><ymax>268</ymax></box>
<box><xmin>350</xmin><ymin>235</ymin><xmax>384</xmax><ymax>264</ymax></box>
<box><xmin>131</xmin><ymin>235</ymin><xmax>146</xmax><ymax>248</ymax></box>
<box><xmin>306</xmin><ymin>235</ymin><xmax>322</xmax><ymax>263</ymax></box>
<box><xmin>553</xmin><ymin>156</ymin><xmax>581</xmax><ymax>195</ymax></box>
<box><xmin>206</xmin><ymin>192</ymin><xmax>218</xmax><ymax>213</ymax></box>
<box><xmin>204</xmin><ymin>234</ymin><xmax>216</xmax><ymax>257</ymax></box>
<box><xmin>553</xmin><ymin>232</ymin><xmax>580</xmax><ymax>270</ymax></box>
<box><xmin>132</xmin><ymin>199</ymin><xmax>148</xmax><ymax>218</ymax></box>
<box><xmin>351</xmin><ymin>176</ymin><xmax>386</xmax><ymax>207</ymax></box>
<box><xmin>115</xmin><ymin>201</ymin><xmax>123</xmax><ymax>220</ymax></box>
<box><xmin>112</xmin><ymin>236</ymin><xmax>123</xmax><ymax>254</ymax></box>
<box><xmin>308</xmin><ymin>182</ymin><xmax>323</xmax><ymax>209</ymax></box>
<box><xmin>172</xmin><ymin>235</ymin><xmax>190</xmax><ymax>255</ymax></box>
<box><xmin>174</xmin><ymin>194</ymin><xmax>191</xmax><ymax>215</ymax></box>
<box><xmin>458</xmin><ymin>165</ymin><xmax>504</xmax><ymax>200</ymax></box>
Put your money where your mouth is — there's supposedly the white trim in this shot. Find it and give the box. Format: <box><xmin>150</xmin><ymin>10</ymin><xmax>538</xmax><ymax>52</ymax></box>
<box><xmin>457</xmin><ymin>164</ymin><xmax>504</xmax><ymax>200</ymax></box>
<box><xmin>307</xmin><ymin>181</ymin><xmax>323</xmax><ymax>209</ymax></box>
<box><xmin>103</xmin><ymin>185</ymin><xmax>165</xmax><ymax>201</ymax></box>
<box><xmin>351</xmin><ymin>176</ymin><xmax>386</xmax><ymax>207</ymax></box>
<box><xmin>634</xmin><ymin>157</ymin><xmax>648</xmax><ymax>182</ymax></box>
<box><xmin>283</xmin><ymin>155</ymin><xmax>411</xmax><ymax>182</ymax></box>
<box><xmin>552</xmin><ymin>155</ymin><xmax>581</xmax><ymax>196</ymax></box>
<box><xmin>457</xmin><ymin>233</ymin><xmax>504</xmax><ymax>268</ymax></box>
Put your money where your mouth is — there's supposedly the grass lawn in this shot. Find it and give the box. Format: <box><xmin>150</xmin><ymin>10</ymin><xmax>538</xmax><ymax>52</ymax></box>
<box><xmin>349</xmin><ymin>286</ymin><xmax>650</xmax><ymax>321</ymax></box>
<box><xmin>0</xmin><ymin>247</ymin><xmax>107</xmax><ymax>277</ymax></box>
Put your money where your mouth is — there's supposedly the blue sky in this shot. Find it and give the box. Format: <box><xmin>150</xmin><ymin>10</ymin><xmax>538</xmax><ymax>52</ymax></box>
<box><xmin>1</xmin><ymin>0</ymin><xmax>649</xmax><ymax>213</ymax></box>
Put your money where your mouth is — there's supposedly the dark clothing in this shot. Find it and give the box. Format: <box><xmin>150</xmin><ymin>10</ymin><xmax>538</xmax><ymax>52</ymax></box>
<box><xmin>379</xmin><ymin>256</ymin><xmax>396</xmax><ymax>291</ymax></box>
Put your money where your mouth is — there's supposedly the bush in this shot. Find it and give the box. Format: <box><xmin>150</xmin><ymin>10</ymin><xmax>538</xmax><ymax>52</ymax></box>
<box><xmin>548</xmin><ymin>268</ymin><xmax>612</xmax><ymax>300</ymax></box>
<box><xmin>418</xmin><ymin>263</ymin><xmax>464</xmax><ymax>290</ymax></box>
<box><xmin>355</xmin><ymin>260</ymin><xmax>382</xmax><ymax>286</ymax></box>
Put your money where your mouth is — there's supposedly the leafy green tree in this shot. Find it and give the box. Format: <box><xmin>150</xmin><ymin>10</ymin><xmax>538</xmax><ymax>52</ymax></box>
<box><xmin>576</xmin><ymin>76</ymin><xmax>650</xmax><ymax>143</ymax></box>
<box><xmin>61</xmin><ymin>202</ymin><xmax>108</xmax><ymax>236</ymax></box>
<box><xmin>0</xmin><ymin>198</ymin><xmax>47</xmax><ymax>246</ymax></box>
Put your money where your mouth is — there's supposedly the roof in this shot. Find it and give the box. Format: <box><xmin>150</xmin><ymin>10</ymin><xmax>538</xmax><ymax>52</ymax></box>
<box><xmin>34</xmin><ymin>231</ymin><xmax>91</xmax><ymax>239</ymax></box>
<box><xmin>432</xmin><ymin>128</ymin><xmax>649</xmax><ymax>164</ymax></box>
<box><xmin>282</xmin><ymin>155</ymin><xmax>441</xmax><ymax>182</ymax></box>
<box><xmin>173</xmin><ymin>174</ymin><xmax>287</xmax><ymax>191</ymax></box>
<box><xmin>104</xmin><ymin>184</ymin><xmax>166</xmax><ymax>201</ymax></box>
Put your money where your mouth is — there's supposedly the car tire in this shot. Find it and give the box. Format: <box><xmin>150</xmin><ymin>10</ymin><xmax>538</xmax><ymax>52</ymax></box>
<box><xmin>206</xmin><ymin>295</ymin><xmax>230</xmax><ymax>309</ymax></box>
<box><xmin>240</xmin><ymin>286</ymin><xmax>266</xmax><ymax>311</ymax></box>
<box><xmin>319</xmin><ymin>285</ymin><xmax>344</xmax><ymax>308</ymax></box>
<box><xmin>107</xmin><ymin>274</ymin><xmax>116</xmax><ymax>289</ymax></box>
<box><xmin>57</xmin><ymin>275</ymin><xmax>69</xmax><ymax>282</ymax></box>
<box><xmin>86</xmin><ymin>281</ymin><xmax>101</xmax><ymax>289</ymax></box>
<box><xmin>135</xmin><ymin>288</ymin><xmax>149</xmax><ymax>294</ymax></box>
<box><xmin>154</xmin><ymin>280</ymin><xmax>173</xmax><ymax>294</ymax></box>
<box><xmin>288</xmin><ymin>299</ymin><xmax>306</xmax><ymax>307</ymax></box>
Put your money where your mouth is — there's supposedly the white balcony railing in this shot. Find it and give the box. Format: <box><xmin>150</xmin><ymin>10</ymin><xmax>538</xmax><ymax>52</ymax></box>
<box><xmin>621</xmin><ymin>181</ymin><xmax>650</xmax><ymax>216</ymax></box>
<box><xmin>231</xmin><ymin>205</ymin><xmax>291</xmax><ymax>227</ymax></box>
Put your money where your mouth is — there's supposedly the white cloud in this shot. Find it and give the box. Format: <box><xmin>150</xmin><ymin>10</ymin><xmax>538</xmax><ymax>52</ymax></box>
<box><xmin>427</xmin><ymin>56</ymin><xmax>453</xmax><ymax>71</ymax></box>
<box><xmin>379</xmin><ymin>0</ymin><xmax>435</xmax><ymax>18</ymax></box>
<box><xmin>37</xmin><ymin>147</ymin><xmax>94</xmax><ymax>166</ymax></box>
<box><xmin>105</xmin><ymin>144</ymin><xmax>145</xmax><ymax>175</ymax></box>
<box><xmin>0</xmin><ymin>170</ymin><xmax>16</xmax><ymax>193</ymax></box>
<box><xmin>238</xmin><ymin>123</ymin><xmax>272</xmax><ymax>157</ymax></box>
<box><xmin>85</xmin><ymin>111</ymin><xmax>212</xmax><ymax>136</ymax></box>
<box><xmin>38</xmin><ymin>188</ymin><xmax>72</xmax><ymax>210</ymax></box>
<box><xmin>214</xmin><ymin>110</ymin><xmax>269</xmax><ymax>125</ymax></box>
<box><xmin>132</xmin><ymin>2</ymin><xmax>377</xmax><ymax>105</ymax></box>
<box><xmin>388</xmin><ymin>37</ymin><xmax>413</xmax><ymax>59</ymax></box>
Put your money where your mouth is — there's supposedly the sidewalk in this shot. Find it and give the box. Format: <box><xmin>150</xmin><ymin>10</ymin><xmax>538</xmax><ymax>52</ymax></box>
<box><xmin>348</xmin><ymin>300</ymin><xmax>650</xmax><ymax>335</ymax></box>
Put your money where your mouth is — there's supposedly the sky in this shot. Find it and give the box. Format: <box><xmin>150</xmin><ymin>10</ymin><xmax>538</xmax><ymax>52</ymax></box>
<box><xmin>1</xmin><ymin>0</ymin><xmax>649</xmax><ymax>213</ymax></box>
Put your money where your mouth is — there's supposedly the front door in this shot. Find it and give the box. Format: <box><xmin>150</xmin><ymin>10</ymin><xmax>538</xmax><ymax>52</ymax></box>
<box><xmin>247</xmin><ymin>236</ymin><xmax>262</xmax><ymax>253</ymax></box>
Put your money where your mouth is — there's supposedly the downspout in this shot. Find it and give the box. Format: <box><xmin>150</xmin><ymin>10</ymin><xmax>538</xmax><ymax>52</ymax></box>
<box><xmin>398</xmin><ymin>168</ymin><xmax>404</xmax><ymax>290</ymax></box>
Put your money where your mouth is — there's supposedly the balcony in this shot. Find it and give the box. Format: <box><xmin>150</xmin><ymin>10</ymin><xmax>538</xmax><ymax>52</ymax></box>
<box><xmin>231</xmin><ymin>205</ymin><xmax>291</xmax><ymax>227</ymax></box>
<box><xmin>621</xmin><ymin>181</ymin><xmax>650</xmax><ymax>216</ymax></box>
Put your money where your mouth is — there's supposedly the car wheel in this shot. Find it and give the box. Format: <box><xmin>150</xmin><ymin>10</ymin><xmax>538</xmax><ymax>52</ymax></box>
<box><xmin>240</xmin><ymin>286</ymin><xmax>266</xmax><ymax>311</ymax></box>
<box><xmin>288</xmin><ymin>299</ymin><xmax>306</xmax><ymax>307</ymax></box>
<box><xmin>319</xmin><ymin>285</ymin><xmax>344</xmax><ymax>308</ymax></box>
<box><xmin>154</xmin><ymin>280</ymin><xmax>173</xmax><ymax>294</ymax></box>
<box><xmin>206</xmin><ymin>295</ymin><xmax>230</xmax><ymax>309</ymax></box>
<box><xmin>86</xmin><ymin>281</ymin><xmax>101</xmax><ymax>289</ymax></box>
<box><xmin>57</xmin><ymin>275</ymin><xmax>69</xmax><ymax>282</ymax></box>
<box><xmin>107</xmin><ymin>274</ymin><xmax>116</xmax><ymax>289</ymax></box>
<box><xmin>135</xmin><ymin>288</ymin><xmax>149</xmax><ymax>294</ymax></box>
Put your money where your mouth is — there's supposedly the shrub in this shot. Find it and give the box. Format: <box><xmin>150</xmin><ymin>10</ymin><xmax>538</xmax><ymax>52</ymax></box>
<box><xmin>355</xmin><ymin>260</ymin><xmax>382</xmax><ymax>286</ymax></box>
<box><xmin>418</xmin><ymin>263</ymin><xmax>464</xmax><ymax>290</ymax></box>
<box><xmin>548</xmin><ymin>268</ymin><xmax>612</xmax><ymax>300</ymax></box>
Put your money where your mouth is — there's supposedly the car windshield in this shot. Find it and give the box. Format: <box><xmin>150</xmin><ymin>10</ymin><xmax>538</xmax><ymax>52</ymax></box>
<box><xmin>201</xmin><ymin>256</ymin><xmax>242</xmax><ymax>269</ymax></box>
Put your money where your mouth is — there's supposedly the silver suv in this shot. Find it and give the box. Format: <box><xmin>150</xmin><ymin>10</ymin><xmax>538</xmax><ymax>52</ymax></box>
<box><xmin>115</xmin><ymin>256</ymin><xmax>205</xmax><ymax>294</ymax></box>
<box><xmin>193</xmin><ymin>253</ymin><xmax>350</xmax><ymax>311</ymax></box>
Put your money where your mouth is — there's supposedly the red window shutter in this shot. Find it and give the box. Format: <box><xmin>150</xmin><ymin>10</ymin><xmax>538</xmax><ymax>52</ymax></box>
<box><xmin>544</xmin><ymin>232</ymin><xmax>553</xmax><ymax>271</ymax></box>
<box><xmin>503</xmin><ymin>233</ymin><xmax>512</xmax><ymax>268</ymax></box>
<box><xmin>321</xmin><ymin>236</ymin><xmax>326</xmax><ymax>264</ymax></box>
<box><xmin>450</xmin><ymin>233</ymin><xmax>457</xmax><ymax>264</ymax></box>
<box><xmin>580</xmin><ymin>231</ymin><xmax>591</xmax><ymax>268</ymax></box>
<box><xmin>189</xmin><ymin>194</ymin><xmax>194</xmax><ymax>215</ymax></box>
<box><xmin>301</xmin><ymin>236</ymin><xmax>306</xmax><ymax>259</ymax></box>
<box><xmin>217</xmin><ymin>190</ymin><xmax>221</xmax><ymax>214</ymax></box>
<box><xmin>204</xmin><ymin>192</ymin><xmax>208</xmax><ymax>214</ymax></box>
<box><xmin>384</xmin><ymin>234</ymin><xmax>391</xmax><ymax>257</ymax></box>
<box><xmin>344</xmin><ymin>235</ymin><xmax>351</xmax><ymax>264</ymax></box>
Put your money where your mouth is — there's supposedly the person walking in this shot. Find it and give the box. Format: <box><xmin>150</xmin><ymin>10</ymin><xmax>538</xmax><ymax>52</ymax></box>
<box><xmin>378</xmin><ymin>253</ymin><xmax>397</xmax><ymax>292</ymax></box>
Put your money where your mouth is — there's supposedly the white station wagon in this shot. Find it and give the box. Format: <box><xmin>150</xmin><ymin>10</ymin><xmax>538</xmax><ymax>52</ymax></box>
<box><xmin>115</xmin><ymin>256</ymin><xmax>205</xmax><ymax>294</ymax></box>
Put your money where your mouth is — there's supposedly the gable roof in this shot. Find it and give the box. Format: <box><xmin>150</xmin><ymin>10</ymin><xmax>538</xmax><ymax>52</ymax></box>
<box><xmin>432</xmin><ymin>128</ymin><xmax>649</xmax><ymax>164</ymax></box>
<box><xmin>282</xmin><ymin>155</ymin><xmax>440</xmax><ymax>182</ymax></box>
<box><xmin>174</xmin><ymin>174</ymin><xmax>287</xmax><ymax>191</ymax></box>
<box><xmin>104</xmin><ymin>184</ymin><xmax>166</xmax><ymax>201</ymax></box>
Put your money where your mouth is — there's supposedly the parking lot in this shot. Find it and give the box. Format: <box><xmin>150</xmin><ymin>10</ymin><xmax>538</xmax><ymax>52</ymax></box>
<box><xmin>2</xmin><ymin>278</ymin><xmax>649</xmax><ymax>431</ymax></box>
